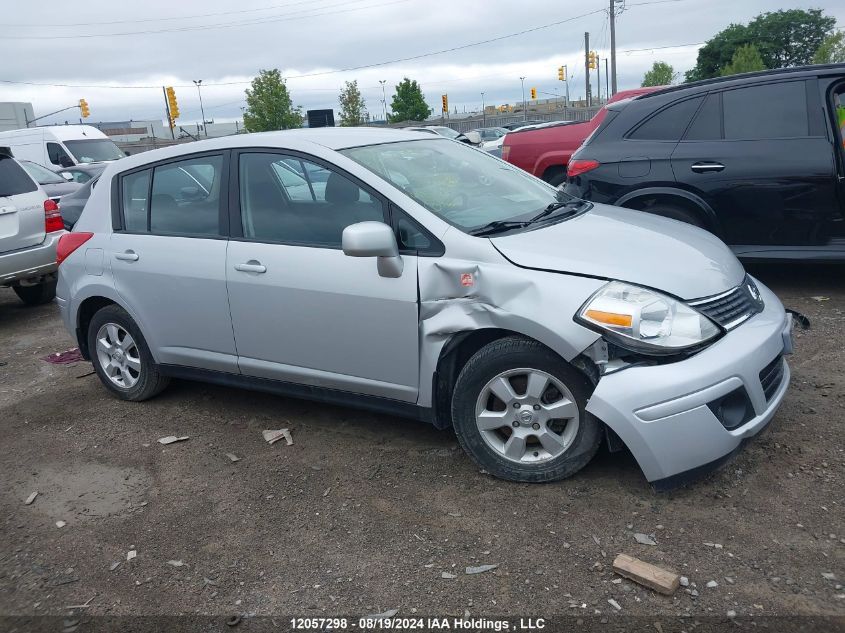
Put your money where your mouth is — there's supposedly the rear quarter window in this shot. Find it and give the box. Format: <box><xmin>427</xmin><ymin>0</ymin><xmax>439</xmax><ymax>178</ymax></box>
<box><xmin>627</xmin><ymin>96</ymin><xmax>704</xmax><ymax>141</ymax></box>
<box><xmin>0</xmin><ymin>156</ymin><xmax>38</xmax><ymax>197</ymax></box>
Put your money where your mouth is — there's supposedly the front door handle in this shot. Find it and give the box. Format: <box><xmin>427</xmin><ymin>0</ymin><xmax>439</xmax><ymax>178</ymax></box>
<box><xmin>235</xmin><ymin>260</ymin><xmax>266</xmax><ymax>274</ymax></box>
<box><xmin>690</xmin><ymin>162</ymin><xmax>725</xmax><ymax>173</ymax></box>
<box><xmin>115</xmin><ymin>250</ymin><xmax>139</xmax><ymax>262</ymax></box>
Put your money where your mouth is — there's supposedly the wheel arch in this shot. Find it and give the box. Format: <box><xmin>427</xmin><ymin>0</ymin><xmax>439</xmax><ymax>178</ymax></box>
<box><xmin>615</xmin><ymin>187</ymin><xmax>722</xmax><ymax>236</ymax></box>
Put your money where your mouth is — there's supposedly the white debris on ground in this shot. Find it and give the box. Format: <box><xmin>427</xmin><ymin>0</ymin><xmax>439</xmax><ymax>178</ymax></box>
<box><xmin>126</xmin><ymin>550</ymin><xmax>137</xmax><ymax>561</ymax></box>
<box><xmin>55</xmin><ymin>520</ymin><xmax>66</xmax><ymax>528</ymax></box>
<box><xmin>157</xmin><ymin>436</ymin><xmax>189</xmax><ymax>445</ymax></box>
<box><xmin>465</xmin><ymin>564</ymin><xmax>498</xmax><ymax>575</ymax></box>
<box><xmin>633</xmin><ymin>533</ymin><xmax>657</xmax><ymax>546</ymax></box>
<box><xmin>262</xmin><ymin>429</ymin><xmax>293</xmax><ymax>445</ymax></box>
<box><xmin>24</xmin><ymin>491</ymin><xmax>38</xmax><ymax>505</ymax></box>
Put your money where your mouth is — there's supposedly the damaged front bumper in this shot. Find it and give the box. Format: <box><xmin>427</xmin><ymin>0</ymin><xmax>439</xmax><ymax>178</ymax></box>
<box><xmin>585</xmin><ymin>280</ymin><xmax>792</xmax><ymax>488</ymax></box>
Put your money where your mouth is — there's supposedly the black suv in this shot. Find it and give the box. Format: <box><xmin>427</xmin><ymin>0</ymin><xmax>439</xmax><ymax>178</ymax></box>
<box><xmin>564</xmin><ymin>64</ymin><xmax>845</xmax><ymax>260</ymax></box>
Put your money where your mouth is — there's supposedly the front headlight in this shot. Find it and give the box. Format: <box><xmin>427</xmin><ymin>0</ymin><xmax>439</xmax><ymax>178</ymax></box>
<box><xmin>576</xmin><ymin>281</ymin><xmax>721</xmax><ymax>355</ymax></box>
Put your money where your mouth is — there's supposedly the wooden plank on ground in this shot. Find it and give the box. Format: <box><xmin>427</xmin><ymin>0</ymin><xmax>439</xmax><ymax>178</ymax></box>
<box><xmin>612</xmin><ymin>553</ymin><xmax>680</xmax><ymax>595</ymax></box>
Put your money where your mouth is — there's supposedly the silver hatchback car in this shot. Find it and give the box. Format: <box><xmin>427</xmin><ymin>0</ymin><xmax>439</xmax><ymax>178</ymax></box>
<box><xmin>57</xmin><ymin>128</ymin><xmax>792</xmax><ymax>488</ymax></box>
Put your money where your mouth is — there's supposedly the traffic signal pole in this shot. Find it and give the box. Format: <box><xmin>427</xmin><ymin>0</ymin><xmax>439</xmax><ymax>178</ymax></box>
<box><xmin>584</xmin><ymin>32</ymin><xmax>592</xmax><ymax>107</ymax></box>
<box><xmin>610</xmin><ymin>0</ymin><xmax>618</xmax><ymax>95</ymax></box>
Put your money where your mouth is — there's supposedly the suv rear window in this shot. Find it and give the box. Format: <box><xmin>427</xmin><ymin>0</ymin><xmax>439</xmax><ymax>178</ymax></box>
<box><xmin>628</xmin><ymin>96</ymin><xmax>703</xmax><ymax>141</ymax></box>
<box><xmin>0</xmin><ymin>155</ymin><xmax>38</xmax><ymax>197</ymax></box>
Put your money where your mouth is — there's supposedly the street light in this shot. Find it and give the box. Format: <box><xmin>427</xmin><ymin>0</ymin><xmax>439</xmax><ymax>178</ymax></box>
<box><xmin>520</xmin><ymin>77</ymin><xmax>526</xmax><ymax>122</ymax></box>
<box><xmin>193</xmin><ymin>79</ymin><xmax>207</xmax><ymax>137</ymax></box>
<box><xmin>481</xmin><ymin>92</ymin><xmax>485</xmax><ymax>126</ymax></box>
<box><xmin>379</xmin><ymin>80</ymin><xmax>388</xmax><ymax>123</ymax></box>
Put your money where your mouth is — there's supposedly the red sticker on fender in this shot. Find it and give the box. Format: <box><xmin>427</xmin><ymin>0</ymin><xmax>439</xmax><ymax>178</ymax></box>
<box><xmin>460</xmin><ymin>273</ymin><xmax>474</xmax><ymax>287</ymax></box>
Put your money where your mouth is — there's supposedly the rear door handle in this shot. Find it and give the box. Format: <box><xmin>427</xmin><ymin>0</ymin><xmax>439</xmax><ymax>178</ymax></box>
<box><xmin>115</xmin><ymin>250</ymin><xmax>139</xmax><ymax>262</ymax></box>
<box><xmin>0</xmin><ymin>205</ymin><xmax>18</xmax><ymax>215</ymax></box>
<box><xmin>690</xmin><ymin>162</ymin><xmax>725</xmax><ymax>173</ymax></box>
<box><xmin>235</xmin><ymin>260</ymin><xmax>266</xmax><ymax>274</ymax></box>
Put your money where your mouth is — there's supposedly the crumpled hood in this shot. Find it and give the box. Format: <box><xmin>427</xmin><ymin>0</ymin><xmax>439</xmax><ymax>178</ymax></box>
<box><xmin>490</xmin><ymin>203</ymin><xmax>745</xmax><ymax>300</ymax></box>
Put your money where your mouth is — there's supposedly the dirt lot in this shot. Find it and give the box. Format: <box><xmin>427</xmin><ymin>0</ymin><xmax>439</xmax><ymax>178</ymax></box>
<box><xmin>1</xmin><ymin>265</ymin><xmax>843</xmax><ymax>630</ymax></box>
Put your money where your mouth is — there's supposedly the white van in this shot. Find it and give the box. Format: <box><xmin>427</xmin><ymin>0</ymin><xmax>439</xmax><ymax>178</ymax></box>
<box><xmin>0</xmin><ymin>125</ymin><xmax>125</xmax><ymax>170</ymax></box>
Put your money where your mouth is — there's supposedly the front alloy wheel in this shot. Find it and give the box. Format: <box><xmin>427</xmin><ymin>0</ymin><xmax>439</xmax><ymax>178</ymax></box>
<box><xmin>475</xmin><ymin>368</ymin><xmax>580</xmax><ymax>464</ymax></box>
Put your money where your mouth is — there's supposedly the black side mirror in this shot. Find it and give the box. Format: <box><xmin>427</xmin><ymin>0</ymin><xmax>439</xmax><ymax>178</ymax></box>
<box><xmin>59</xmin><ymin>156</ymin><xmax>74</xmax><ymax>168</ymax></box>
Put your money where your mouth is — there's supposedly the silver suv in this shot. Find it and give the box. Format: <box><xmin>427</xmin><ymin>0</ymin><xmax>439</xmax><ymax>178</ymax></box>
<box><xmin>0</xmin><ymin>152</ymin><xmax>65</xmax><ymax>305</ymax></box>
<box><xmin>57</xmin><ymin>129</ymin><xmax>792</xmax><ymax>488</ymax></box>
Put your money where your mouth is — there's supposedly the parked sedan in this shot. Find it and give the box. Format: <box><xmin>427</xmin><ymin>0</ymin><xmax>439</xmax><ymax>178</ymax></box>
<box><xmin>57</xmin><ymin>128</ymin><xmax>791</xmax><ymax>488</ymax></box>
<box><xmin>19</xmin><ymin>160</ymin><xmax>81</xmax><ymax>203</ymax></box>
<box><xmin>57</xmin><ymin>163</ymin><xmax>107</xmax><ymax>184</ymax></box>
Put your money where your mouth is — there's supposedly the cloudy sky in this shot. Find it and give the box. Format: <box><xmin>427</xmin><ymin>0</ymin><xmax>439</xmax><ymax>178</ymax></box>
<box><xmin>2</xmin><ymin>0</ymin><xmax>843</xmax><ymax>126</ymax></box>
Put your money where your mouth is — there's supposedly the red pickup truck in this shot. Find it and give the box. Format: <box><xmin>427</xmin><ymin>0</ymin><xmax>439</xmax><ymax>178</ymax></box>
<box><xmin>501</xmin><ymin>86</ymin><xmax>664</xmax><ymax>186</ymax></box>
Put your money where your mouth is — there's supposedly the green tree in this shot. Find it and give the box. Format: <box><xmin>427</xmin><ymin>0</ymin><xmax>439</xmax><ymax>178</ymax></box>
<box><xmin>686</xmin><ymin>9</ymin><xmax>836</xmax><ymax>81</ymax></box>
<box><xmin>813</xmin><ymin>31</ymin><xmax>845</xmax><ymax>64</ymax></box>
<box><xmin>641</xmin><ymin>61</ymin><xmax>675</xmax><ymax>87</ymax></box>
<box><xmin>243</xmin><ymin>69</ymin><xmax>303</xmax><ymax>132</ymax></box>
<box><xmin>338</xmin><ymin>80</ymin><xmax>366</xmax><ymax>127</ymax></box>
<box><xmin>389</xmin><ymin>78</ymin><xmax>430</xmax><ymax>123</ymax></box>
<box><xmin>721</xmin><ymin>44</ymin><xmax>767</xmax><ymax>76</ymax></box>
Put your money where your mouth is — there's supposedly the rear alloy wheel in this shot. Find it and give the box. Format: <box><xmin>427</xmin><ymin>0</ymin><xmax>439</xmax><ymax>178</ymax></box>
<box><xmin>451</xmin><ymin>336</ymin><xmax>601</xmax><ymax>482</ymax></box>
<box><xmin>87</xmin><ymin>305</ymin><xmax>169</xmax><ymax>401</ymax></box>
<box><xmin>13</xmin><ymin>280</ymin><xmax>56</xmax><ymax>306</ymax></box>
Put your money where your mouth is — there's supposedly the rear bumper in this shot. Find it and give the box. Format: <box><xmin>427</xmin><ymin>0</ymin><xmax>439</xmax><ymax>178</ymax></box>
<box><xmin>0</xmin><ymin>231</ymin><xmax>65</xmax><ymax>285</ymax></box>
<box><xmin>586</xmin><ymin>279</ymin><xmax>791</xmax><ymax>484</ymax></box>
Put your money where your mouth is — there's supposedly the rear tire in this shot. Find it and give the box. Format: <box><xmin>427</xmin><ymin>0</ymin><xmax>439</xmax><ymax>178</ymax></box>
<box><xmin>451</xmin><ymin>336</ymin><xmax>601</xmax><ymax>483</ymax></box>
<box><xmin>13</xmin><ymin>280</ymin><xmax>56</xmax><ymax>306</ymax></box>
<box><xmin>87</xmin><ymin>305</ymin><xmax>169</xmax><ymax>402</ymax></box>
<box><xmin>641</xmin><ymin>202</ymin><xmax>704</xmax><ymax>228</ymax></box>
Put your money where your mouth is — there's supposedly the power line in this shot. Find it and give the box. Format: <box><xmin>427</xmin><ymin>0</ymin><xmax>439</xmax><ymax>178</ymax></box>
<box><xmin>1</xmin><ymin>0</ymin><xmax>342</xmax><ymax>28</ymax></box>
<box><xmin>0</xmin><ymin>0</ymin><xmax>411</xmax><ymax>40</ymax></box>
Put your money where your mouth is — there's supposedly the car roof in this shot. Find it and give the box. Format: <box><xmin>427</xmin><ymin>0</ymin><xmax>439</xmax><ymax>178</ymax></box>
<box><xmin>636</xmin><ymin>63</ymin><xmax>845</xmax><ymax>100</ymax></box>
<box><xmin>104</xmin><ymin>127</ymin><xmax>438</xmax><ymax>175</ymax></box>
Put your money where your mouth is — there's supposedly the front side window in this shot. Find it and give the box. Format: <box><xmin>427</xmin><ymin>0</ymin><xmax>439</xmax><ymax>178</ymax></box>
<box><xmin>722</xmin><ymin>81</ymin><xmax>809</xmax><ymax>139</ymax></box>
<box><xmin>149</xmin><ymin>155</ymin><xmax>223</xmax><ymax>236</ymax></box>
<box><xmin>341</xmin><ymin>139</ymin><xmax>565</xmax><ymax>233</ymax></box>
<box><xmin>628</xmin><ymin>96</ymin><xmax>703</xmax><ymax>141</ymax></box>
<box><xmin>239</xmin><ymin>153</ymin><xmax>385</xmax><ymax>247</ymax></box>
<box><xmin>47</xmin><ymin>142</ymin><xmax>72</xmax><ymax>167</ymax></box>
<box><xmin>64</xmin><ymin>139</ymin><xmax>125</xmax><ymax>163</ymax></box>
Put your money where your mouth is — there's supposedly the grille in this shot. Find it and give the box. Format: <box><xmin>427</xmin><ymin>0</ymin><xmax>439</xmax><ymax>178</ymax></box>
<box><xmin>689</xmin><ymin>276</ymin><xmax>764</xmax><ymax>329</ymax></box>
<box><xmin>759</xmin><ymin>355</ymin><xmax>785</xmax><ymax>402</ymax></box>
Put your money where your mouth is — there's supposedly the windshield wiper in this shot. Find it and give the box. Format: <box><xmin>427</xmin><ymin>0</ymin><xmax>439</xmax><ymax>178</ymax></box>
<box><xmin>471</xmin><ymin>220</ymin><xmax>530</xmax><ymax>237</ymax></box>
<box><xmin>527</xmin><ymin>198</ymin><xmax>588</xmax><ymax>224</ymax></box>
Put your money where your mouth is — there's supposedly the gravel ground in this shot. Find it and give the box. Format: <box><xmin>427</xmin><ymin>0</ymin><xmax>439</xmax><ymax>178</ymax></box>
<box><xmin>0</xmin><ymin>265</ymin><xmax>843</xmax><ymax>630</ymax></box>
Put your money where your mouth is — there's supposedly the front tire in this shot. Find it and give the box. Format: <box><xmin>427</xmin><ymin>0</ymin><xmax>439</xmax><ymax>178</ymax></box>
<box><xmin>87</xmin><ymin>305</ymin><xmax>169</xmax><ymax>401</ymax></box>
<box><xmin>451</xmin><ymin>336</ymin><xmax>601</xmax><ymax>482</ymax></box>
<box><xmin>13</xmin><ymin>280</ymin><xmax>56</xmax><ymax>305</ymax></box>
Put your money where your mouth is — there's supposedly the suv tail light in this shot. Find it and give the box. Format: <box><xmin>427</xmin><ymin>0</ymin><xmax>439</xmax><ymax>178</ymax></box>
<box><xmin>44</xmin><ymin>199</ymin><xmax>63</xmax><ymax>233</ymax></box>
<box><xmin>567</xmin><ymin>159</ymin><xmax>600</xmax><ymax>178</ymax></box>
<box><xmin>501</xmin><ymin>144</ymin><xmax>510</xmax><ymax>161</ymax></box>
<box><xmin>57</xmin><ymin>232</ymin><xmax>93</xmax><ymax>265</ymax></box>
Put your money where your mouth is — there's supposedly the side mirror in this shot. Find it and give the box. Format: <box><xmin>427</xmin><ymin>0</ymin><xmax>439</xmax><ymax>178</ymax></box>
<box><xmin>60</xmin><ymin>172</ymin><xmax>74</xmax><ymax>181</ymax></box>
<box><xmin>59</xmin><ymin>156</ymin><xmax>74</xmax><ymax>168</ymax></box>
<box><xmin>342</xmin><ymin>221</ymin><xmax>404</xmax><ymax>278</ymax></box>
<box><xmin>462</xmin><ymin>131</ymin><xmax>482</xmax><ymax>145</ymax></box>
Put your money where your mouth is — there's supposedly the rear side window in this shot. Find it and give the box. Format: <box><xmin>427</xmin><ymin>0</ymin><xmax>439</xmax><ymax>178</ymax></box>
<box><xmin>120</xmin><ymin>155</ymin><xmax>223</xmax><ymax>236</ymax></box>
<box><xmin>628</xmin><ymin>96</ymin><xmax>703</xmax><ymax>141</ymax></box>
<box><xmin>722</xmin><ymin>81</ymin><xmax>808</xmax><ymax>139</ymax></box>
<box><xmin>0</xmin><ymin>155</ymin><xmax>38</xmax><ymax>197</ymax></box>
<box><xmin>150</xmin><ymin>155</ymin><xmax>223</xmax><ymax>236</ymax></box>
<box><xmin>684</xmin><ymin>93</ymin><xmax>721</xmax><ymax>140</ymax></box>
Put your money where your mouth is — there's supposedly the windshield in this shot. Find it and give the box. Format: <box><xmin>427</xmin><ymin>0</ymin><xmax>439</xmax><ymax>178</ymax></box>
<box><xmin>22</xmin><ymin>161</ymin><xmax>65</xmax><ymax>184</ymax></box>
<box><xmin>64</xmin><ymin>139</ymin><xmax>125</xmax><ymax>163</ymax></box>
<box><xmin>431</xmin><ymin>127</ymin><xmax>461</xmax><ymax>139</ymax></box>
<box><xmin>341</xmin><ymin>139</ymin><xmax>568</xmax><ymax>233</ymax></box>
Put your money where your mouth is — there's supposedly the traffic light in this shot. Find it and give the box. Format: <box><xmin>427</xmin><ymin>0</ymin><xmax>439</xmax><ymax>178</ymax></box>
<box><xmin>165</xmin><ymin>86</ymin><xmax>180</xmax><ymax>128</ymax></box>
<box><xmin>558</xmin><ymin>66</ymin><xmax>566</xmax><ymax>81</ymax></box>
<box><xmin>588</xmin><ymin>51</ymin><xmax>597</xmax><ymax>70</ymax></box>
<box><xmin>78</xmin><ymin>99</ymin><xmax>90</xmax><ymax>118</ymax></box>
<box><xmin>441</xmin><ymin>94</ymin><xmax>448</xmax><ymax>113</ymax></box>
<box><xmin>530</xmin><ymin>87</ymin><xmax>537</xmax><ymax>100</ymax></box>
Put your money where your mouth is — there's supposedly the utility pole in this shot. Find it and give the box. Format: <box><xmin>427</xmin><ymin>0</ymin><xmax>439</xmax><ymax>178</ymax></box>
<box><xmin>564</xmin><ymin>65</ymin><xmax>570</xmax><ymax>108</ymax></box>
<box><xmin>379</xmin><ymin>80</ymin><xmax>388</xmax><ymax>122</ymax></box>
<box><xmin>584</xmin><ymin>32</ymin><xmax>592</xmax><ymax>107</ymax></box>
<box><xmin>481</xmin><ymin>92</ymin><xmax>486</xmax><ymax>126</ymax></box>
<box><xmin>605</xmin><ymin>58</ymin><xmax>609</xmax><ymax>99</ymax></box>
<box><xmin>193</xmin><ymin>80</ymin><xmax>207</xmax><ymax>137</ymax></box>
<box><xmin>596</xmin><ymin>54</ymin><xmax>601</xmax><ymax>104</ymax></box>
<box><xmin>610</xmin><ymin>0</ymin><xmax>618</xmax><ymax>95</ymax></box>
<box><xmin>520</xmin><ymin>77</ymin><xmax>526</xmax><ymax>121</ymax></box>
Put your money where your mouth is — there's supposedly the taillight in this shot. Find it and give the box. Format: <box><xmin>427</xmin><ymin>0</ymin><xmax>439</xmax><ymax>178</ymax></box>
<box><xmin>566</xmin><ymin>159</ymin><xmax>601</xmax><ymax>178</ymax></box>
<box><xmin>57</xmin><ymin>232</ymin><xmax>93</xmax><ymax>265</ymax></box>
<box><xmin>44</xmin><ymin>199</ymin><xmax>63</xmax><ymax>233</ymax></box>
<box><xmin>501</xmin><ymin>145</ymin><xmax>510</xmax><ymax>161</ymax></box>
